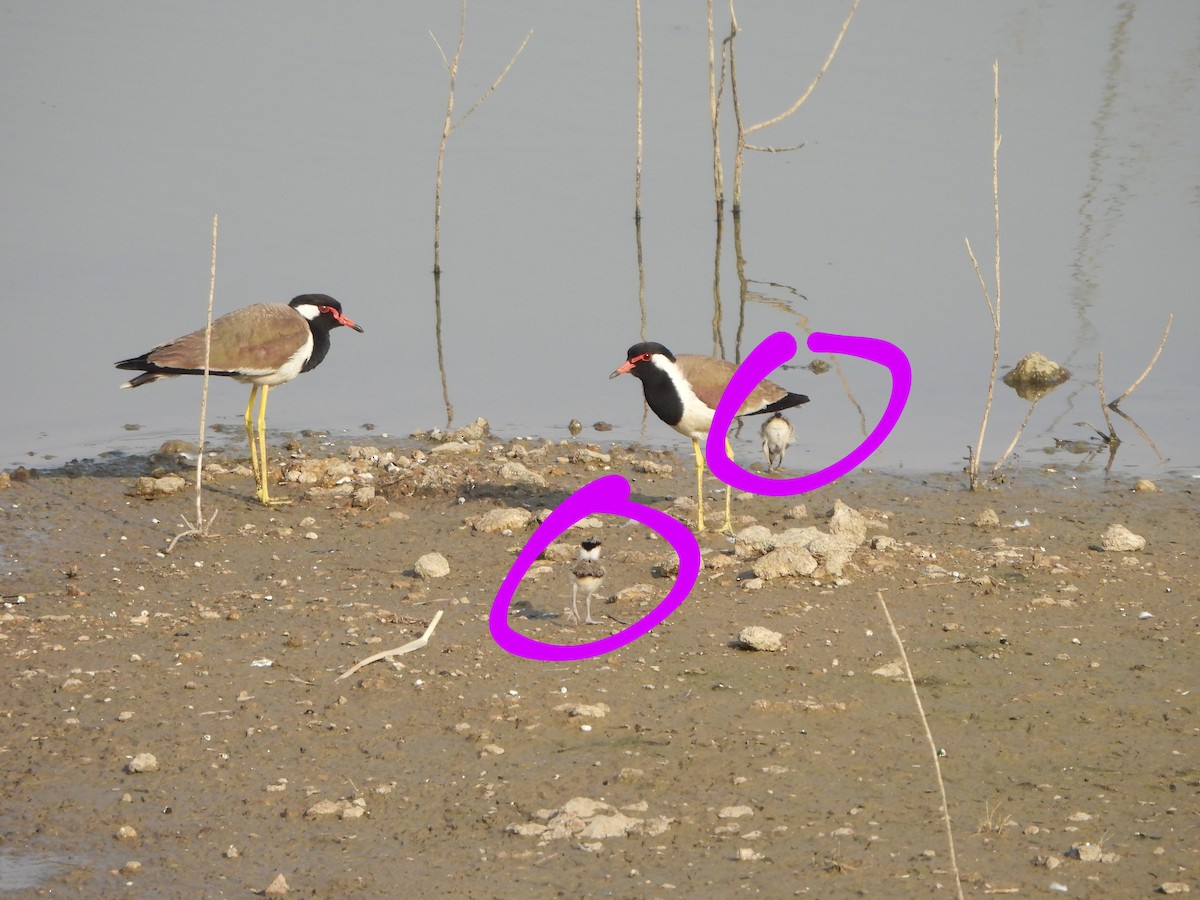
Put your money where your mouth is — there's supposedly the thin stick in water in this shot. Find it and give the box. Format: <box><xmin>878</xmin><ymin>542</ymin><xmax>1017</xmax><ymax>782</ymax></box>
<box><xmin>1110</xmin><ymin>313</ymin><xmax>1172</xmax><ymax>409</ymax></box>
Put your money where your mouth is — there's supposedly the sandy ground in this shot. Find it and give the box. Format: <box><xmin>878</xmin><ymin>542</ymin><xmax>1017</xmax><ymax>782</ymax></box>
<box><xmin>0</xmin><ymin>428</ymin><xmax>1196</xmax><ymax>899</ymax></box>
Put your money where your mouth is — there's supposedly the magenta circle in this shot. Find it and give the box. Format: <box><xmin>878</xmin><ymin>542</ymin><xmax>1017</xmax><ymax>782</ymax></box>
<box><xmin>704</xmin><ymin>331</ymin><xmax>912</xmax><ymax>496</ymax></box>
<box><xmin>488</xmin><ymin>474</ymin><xmax>702</xmax><ymax>661</ymax></box>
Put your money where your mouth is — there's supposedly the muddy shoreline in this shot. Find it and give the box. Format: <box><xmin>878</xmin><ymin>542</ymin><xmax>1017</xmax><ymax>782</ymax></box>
<box><xmin>1</xmin><ymin>429</ymin><xmax>1196</xmax><ymax>897</ymax></box>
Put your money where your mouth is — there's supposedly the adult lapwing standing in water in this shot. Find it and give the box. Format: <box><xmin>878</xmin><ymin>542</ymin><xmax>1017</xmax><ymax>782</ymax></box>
<box><xmin>116</xmin><ymin>294</ymin><xmax>364</xmax><ymax>505</ymax></box>
<box><xmin>760</xmin><ymin>412</ymin><xmax>795</xmax><ymax>471</ymax></box>
<box><xmin>611</xmin><ymin>342</ymin><xmax>808</xmax><ymax>533</ymax></box>
<box><xmin>569</xmin><ymin>540</ymin><xmax>605</xmax><ymax>626</ymax></box>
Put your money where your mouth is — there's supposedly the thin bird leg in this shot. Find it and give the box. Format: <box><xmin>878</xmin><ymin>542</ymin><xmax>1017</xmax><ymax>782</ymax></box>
<box><xmin>691</xmin><ymin>438</ymin><xmax>707</xmax><ymax>532</ymax></box>
<box><xmin>255</xmin><ymin>384</ymin><xmax>289</xmax><ymax>506</ymax></box>
<box><xmin>585</xmin><ymin>591</ymin><xmax>597</xmax><ymax>625</ymax></box>
<box><xmin>244</xmin><ymin>386</ymin><xmax>262</xmax><ymax>498</ymax></box>
<box><xmin>720</xmin><ymin>439</ymin><xmax>737</xmax><ymax>535</ymax></box>
<box><xmin>570</xmin><ymin>582</ymin><xmax>581</xmax><ymax>626</ymax></box>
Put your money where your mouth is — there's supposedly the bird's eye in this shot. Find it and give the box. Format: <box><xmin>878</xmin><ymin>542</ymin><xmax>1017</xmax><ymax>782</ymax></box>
<box><xmin>638</xmin><ymin>353</ymin><xmax>651</xmax><ymax>362</ymax></box>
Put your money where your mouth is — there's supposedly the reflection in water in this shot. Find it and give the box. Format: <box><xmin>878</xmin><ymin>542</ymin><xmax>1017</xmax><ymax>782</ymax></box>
<box><xmin>1068</xmin><ymin>1</ymin><xmax>1136</xmax><ymax>362</ymax></box>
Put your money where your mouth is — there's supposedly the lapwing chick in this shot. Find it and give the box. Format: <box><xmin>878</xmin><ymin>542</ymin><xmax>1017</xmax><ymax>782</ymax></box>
<box><xmin>611</xmin><ymin>342</ymin><xmax>808</xmax><ymax>533</ymax></box>
<box><xmin>760</xmin><ymin>412</ymin><xmax>794</xmax><ymax>471</ymax></box>
<box><xmin>570</xmin><ymin>540</ymin><xmax>605</xmax><ymax>626</ymax></box>
<box><xmin>116</xmin><ymin>294</ymin><xmax>363</xmax><ymax>505</ymax></box>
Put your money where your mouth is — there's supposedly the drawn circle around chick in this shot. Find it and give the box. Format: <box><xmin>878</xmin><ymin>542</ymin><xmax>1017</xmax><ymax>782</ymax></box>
<box><xmin>489</xmin><ymin>474</ymin><xmax>701</xmax><ymax>661</ymax></box>
<box><xmin>704</xmin><ymin>331</ymin><xmax>912</xmax><ymax>496</ymax></box>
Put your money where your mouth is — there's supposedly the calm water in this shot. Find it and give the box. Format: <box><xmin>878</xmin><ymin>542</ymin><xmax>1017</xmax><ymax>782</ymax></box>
<box><xmin>2</xmin><ymin>1</ymin><xmax>1196</xmax><ymax>479</ymax></box>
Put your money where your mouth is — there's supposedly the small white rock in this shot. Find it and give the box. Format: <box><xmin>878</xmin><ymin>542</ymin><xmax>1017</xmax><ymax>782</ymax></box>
<box><xmin>414</xmin><ymin>552</ymin><xmax>450</xmax><ymax>579</ymax></box>
<box><xmin>738</xmin><ymin>626</ymin><xmax>783</xmax><ymax>652</ymax></box>
<box><xmin>1100</xmin><ymin>523</ymin><xmax>1146</xmax><ymax>552</ymax></box>
<box><xmin>125</xmin><ymin>753</ymin><xmax>159</xmax><ymax>774</ymax></box>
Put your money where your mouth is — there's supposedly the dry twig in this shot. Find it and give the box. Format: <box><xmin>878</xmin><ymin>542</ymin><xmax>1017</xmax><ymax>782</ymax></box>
<box><xmin>431</xmin><ymin>2</ymin><xmax>531</xmax><ymax>274</ymax></box>
<box><xmin>336</xmin><ymin>610</ymin><xmax>445</xmax><ymax>682</ymax></box>
<box><xmin>875</xmin><ymin>591</ymin><xmax>964</xmax><ymax>900</ymax></box>
<box><xmin>167</xmin><ymin>214</ymin><xmax>221</xmax><ymax>552</ymax></box>
<box><xmin>731</xmin><ymin>0</ymin><xmax>859</xmax><ymax>209</ymax></box>
<box><xmin>1110</xmin><ymin>313</ymin><xmax>1172</xmax><ymax>409</ymax></box>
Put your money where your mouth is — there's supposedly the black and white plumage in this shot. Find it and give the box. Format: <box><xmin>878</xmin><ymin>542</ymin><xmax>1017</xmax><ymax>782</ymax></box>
<box><xmin>760</xmin><ymin>412</ymin><xmax>794</xmax><ymax>471</ymax></box>
<box><xmin>116</xmin><ymin>294</ymin><xmax>363</xmax><ymax>505</ymax></box>
<box><xmin>611</xmin><ymin>342</ymin><xmax>809</xmax><ymax>532</ymax></box>
<box><xmin>570</xmin><ymin>540</ymin><xmax>605</xmax><ymax>626</ymax></box>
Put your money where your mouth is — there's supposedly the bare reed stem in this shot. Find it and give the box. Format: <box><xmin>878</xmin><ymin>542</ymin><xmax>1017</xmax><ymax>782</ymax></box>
<box><xmin>634</xmin><ymin>0</ymin><xmax>644</xmax><ymax>221</ymax></box>
<box><xmin>731</xmin><ymin>0</ymin><xmax>859</xmax><ymax>209</ymax></box>
<box><xmin>168</xmin><ymin>214</ymin><xmax>220</xmax><ymax>552</ymax></box>
<box><xmin>1110</xmin><ymin>313</ymin><xmax>1172</xmax><ymax>408</ymax></box>
<box><xmin>707</xmin><ymin>0</ymin><xmax>726</xmax><ymax>216</ymax></box>
<box><xmin>875</xmin><ymin>591</ymin><xmax>964</xmax><ymax>900</ymax></box>
<box><xmin>431</xmin><ymin>2</ymin><xmax>531</xmax><ymax>275</ymax></box>
<box><xmin>966</xmin><ymin>62</ymin><xmax>1002</xmax><ymax>491</ymax></box>
<box><xmin>1097</xmin><ymin>351</ymin><xmax>1118</xmax><ymax>441</ymax></box>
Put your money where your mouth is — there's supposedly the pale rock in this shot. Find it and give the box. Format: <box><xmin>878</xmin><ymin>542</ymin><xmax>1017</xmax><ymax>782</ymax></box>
<box><xmin>804</xmin><ymin>532</ymin><xmax>858</xmax><ymax>577</ymax></box>
<box><xmin>1100</xmin><ymin>523</ymin><xmax>1146</xmax><ymax>552</ymax></box>
<box><xmin>718</xmin><ymin>805</ymin><xmax>755</xmax><ymax>819</ymax></box>
<box><xmin>498</xmin><ymin>461</ymin><xmax>547</xmax><ymax>487</ymax></box>
<box><xmin>414</xmin><ymin>552</ymin><xmax>450</xmax><ymax>579</ymax></box>
<box><xmin>580</xmin><ymin>812</ymin><xmax>641</xmax><ymax>839</ymax></box>
<box><xmin>973</xmin><ymin>508</ymin><xmax>1001</xmax><ymax>527</ymax></box>
<box><xmin>828</xmin><ymin>500</ymin><xmax>867</xmax><ymax>545</ymax></box>
<box><xmin>734</xmin><ymin>525</ymin><xmax>776</xmax><ymax>558</ymax></box>
<box><xmin>752</xmin><ymin>545</ymin><xmax>818</xmax><ymax>580</ymax></box>
<box><xmin>472</xmin><ymin>508</ymin><xmax>533</xmax><ymax>534</ymax></box>
<box><xmin>738</xmin><ymin>626</ymin><xmax>784</xmax><ymax>652</ymax></box>
<box><xmin>125</xmin><ymin>753</ymin><xmax>159</xmax><ymax>774</ymax></box>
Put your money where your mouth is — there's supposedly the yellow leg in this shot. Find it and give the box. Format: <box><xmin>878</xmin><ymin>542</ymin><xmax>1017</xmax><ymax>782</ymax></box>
<box><xmin>244</xmin><ymin>385</ymin><xmax>288</xmax><ymax>506</ymax></box>
<box><xmin>256</xmin><ymin>384</ymin><xmax>289</xmax><ymax>505</ymax></box>
<box><xmin>691</xmin><ymin>438</ymin><xmax>706</xmax><ymax>532</ymax></box>
<box><xmin>720</xmin><ymin>438</ymin><xmax>735</xmax><ymax>535</ymax></box>
<box><xmin>244</xmin><ymin>386</ymin><xmax>261</xmax><ymax>498</ymax></box>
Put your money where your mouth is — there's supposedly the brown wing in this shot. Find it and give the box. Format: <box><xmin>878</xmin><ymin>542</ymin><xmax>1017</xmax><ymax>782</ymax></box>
<box><xmin>144</xmin><ymin>304</ymin><xmax>309</xmax><ymax>373</ymax></box>
<box><xmin>675</xmin><ymin>354</ymin><xmax>789</xmax><ymax>414</ymax></box>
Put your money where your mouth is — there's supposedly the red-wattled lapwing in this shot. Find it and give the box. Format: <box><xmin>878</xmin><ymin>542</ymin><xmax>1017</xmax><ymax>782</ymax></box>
<box><xmin>611</xmin><ymin>342</ymin><xmax>808</xmax><ymax>533</ymax></box>
<box><xmin>761</xmin><ymin>412</ymin><xmax>795</xmax><ymax>471</ymax></box>
<box><xmin>116</xmin><ymin>294</ymin><xmax>364</xmax><ymax>505</ymax></box>
<box><xmin>570</xmin><ymin>540</ymin><xmax>605</xmax><ymax>625</ymax></box>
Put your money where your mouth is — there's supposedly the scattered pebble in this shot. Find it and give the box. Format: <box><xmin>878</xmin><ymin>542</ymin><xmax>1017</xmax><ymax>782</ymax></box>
<box><xmin>263</xmin><ymin>873</ymin><xmax>290</xmax><ymax>896</ymax></box>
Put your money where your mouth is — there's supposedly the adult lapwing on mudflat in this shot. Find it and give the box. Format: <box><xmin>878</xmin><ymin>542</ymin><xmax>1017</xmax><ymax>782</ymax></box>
<box><xmin>570</xmin><ymin>540</ymin><xmax>605</xmax><ymax>626</ymax></box>
<box><xmin>116</xmin><ymin>294</ymin><xmax>364</xmax><ymax>505</ymax></box>
<box><xmin>760</xmin><ymin>412</ymin><xmax>795</xmax><ymax>471</ymax></box>
<box><xmin>611</xmin><ymin>342</ymin><xmax>808</xmax><ymax>533</ymax></box>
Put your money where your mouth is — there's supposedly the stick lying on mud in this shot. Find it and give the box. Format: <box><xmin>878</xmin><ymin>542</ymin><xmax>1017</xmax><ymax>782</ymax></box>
<box><xmin>336</xmin><ymin>610</ymin><xmax>445</xmax><ymax>682</ymax></box>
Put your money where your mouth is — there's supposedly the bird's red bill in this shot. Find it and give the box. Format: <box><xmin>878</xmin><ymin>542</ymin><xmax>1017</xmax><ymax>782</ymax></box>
<box><xmin>322</xmin><ymin>305</ymin><xmax>364</xmax><ymax>333</ymax></box>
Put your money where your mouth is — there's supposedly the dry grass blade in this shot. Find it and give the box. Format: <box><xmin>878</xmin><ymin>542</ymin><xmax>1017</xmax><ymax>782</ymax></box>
<box><xmin>336</xmin><ymin>611</ymin><xmax>445</xmax><ymax>682</ymax></box>
<box><xmin>875</xmin><ymin>590</ymin><xmax>964</xmax><ymax>900</ymax></box>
